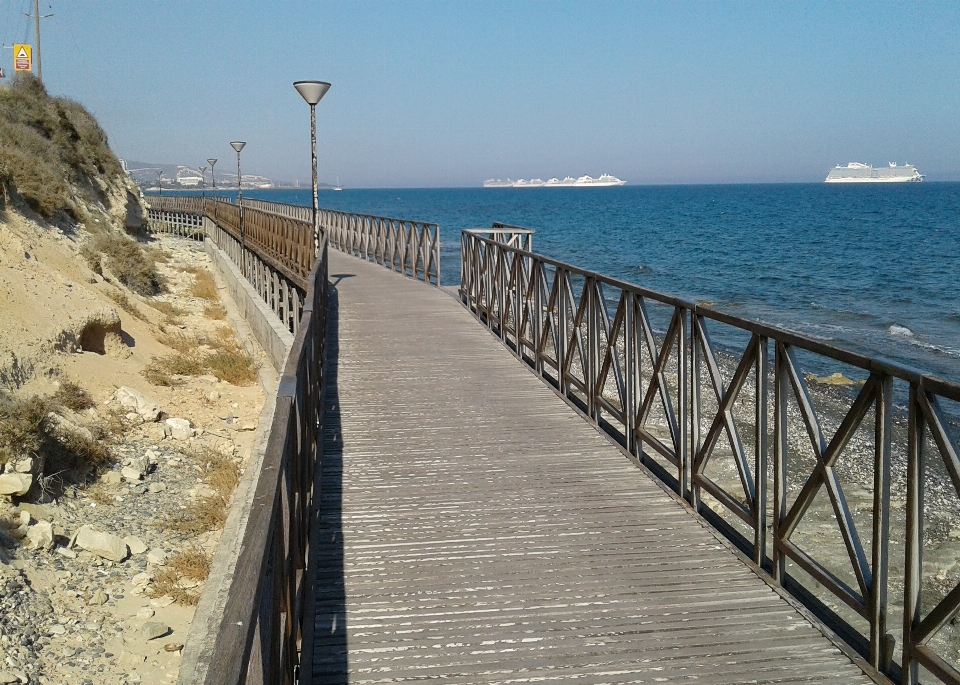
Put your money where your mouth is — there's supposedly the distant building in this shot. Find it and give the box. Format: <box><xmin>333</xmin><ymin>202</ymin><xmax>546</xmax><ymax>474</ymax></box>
<box><xmin>177</xmin><ymin>166</ymin><xmax>203</xmax><ymax>187</ymax></box>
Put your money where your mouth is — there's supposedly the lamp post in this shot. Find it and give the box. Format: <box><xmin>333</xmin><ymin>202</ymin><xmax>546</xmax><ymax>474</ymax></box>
<box><xmin>207</xmin><ymin>158</ymin><xmax>218</xmax><ymax>200</ymax></box>
<box><xmin>199</xmin><ymin>166</ymin><xmax>207</xmax><ymax>199</ymax></box>
<box><xmin>293</xmin><ymin>80</ymin><xmax>331</xmax><ymax>256</ymax></box>
<box><xmin>156</xmin><ymin>170</ymin><xmax>163</xmax><ymax>196</ymax></box>
<box><xmin>230</xmin><ymin>142</ymin><xmax>246</xmax><ymax>274</ymax></box>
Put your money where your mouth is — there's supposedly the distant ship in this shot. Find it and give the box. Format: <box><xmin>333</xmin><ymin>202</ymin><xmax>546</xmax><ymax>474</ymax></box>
<box><xmin>483</xmin><ymin>174</ymin><xmax>626</xmax><ymax>188</ymax></box>
<box><xmin>825</xmin><ymin>162</ymin><xmax>923</xmax><ymax>183</ymax></box>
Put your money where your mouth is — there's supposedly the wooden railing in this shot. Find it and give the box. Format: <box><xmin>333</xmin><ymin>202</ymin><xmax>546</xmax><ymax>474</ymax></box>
<box><xmin>461</xmin><ymin>226</ymin><xmax>960</xmax><ymax>685</ymax></box>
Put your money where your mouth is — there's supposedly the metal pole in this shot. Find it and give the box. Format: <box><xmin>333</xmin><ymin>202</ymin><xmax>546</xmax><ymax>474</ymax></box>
<box><xmin>310</xmin><ymin>102</ymin><xmax>319</xmax><ymax>257</ymax></box>
<box><xmin>200</xmin><ymin>166</ymin><xmax>207</xmax><ymax>199</ymax></box>
<box><xmin>34</xmin><ymin>0</ymin><xmax>41</xmax><ymax>81</ymax></box>
<box><xmin>208</xmin><ymin>159</ymin><xmax>218</xmax><ymax>200</ymax></box>
<box><xmin>236</xmin><ymin>149</ymin><xmax>244</xmax><ymax>274</ymax></box>
<box><xmin>157</xmin><ymin>171</ymin><xmax>162</xmax><ymax>196</ymax></box>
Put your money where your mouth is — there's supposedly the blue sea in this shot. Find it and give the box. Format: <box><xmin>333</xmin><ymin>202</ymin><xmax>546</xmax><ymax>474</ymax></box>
<box><xmin>184</xmin><ymin>184</ymin><xmax>960</xmax><ymax>385</ymax></box>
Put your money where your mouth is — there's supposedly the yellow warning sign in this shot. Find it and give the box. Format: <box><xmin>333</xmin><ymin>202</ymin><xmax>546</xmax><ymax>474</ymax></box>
<box><xmin>13</xmin><ymin>44</ymin><xmax>32</xmax><ymax>72</ymax></box>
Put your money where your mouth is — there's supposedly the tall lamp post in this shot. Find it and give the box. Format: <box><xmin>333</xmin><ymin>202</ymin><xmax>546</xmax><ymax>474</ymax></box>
<box><xmin>199</xmin><ymin>166</ymin><xmax>207</xmax><ymax>199</ymax></box>
<box><xmin>293</xmin><ymin>80</ymin><xmax>331</xmax><ymax>256</ymax></box>
<box><xmin>156</xmin><ymin>170</ymin><xmax>163</xmax><ymax>196</ymax></box>
<box><xmin>230</xmin><ymin>142</ymin><xmax>246</xmax><ymax>274</ymax></box>
<box><xmin>207</xmin><ymin>158</ymin><xmax>218</xmax><ymax>200</ymax></box>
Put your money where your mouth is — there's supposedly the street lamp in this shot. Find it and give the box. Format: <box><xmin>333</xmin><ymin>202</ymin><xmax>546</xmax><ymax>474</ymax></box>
<box><xmin>230</xmin><ymin>142</ymin><xmax>246</xmax><ymax>274</ymax></box>
<box><xmin>207</xmin><ymin>158</ymin><xmax>218</xmax><ymax>200</ymax></box>
<box><xmin>199</xmin><ymin>166</ymin><xmax>207</xmax><ymax>199</ymax></box>
<box><xmin>293</xmin><ymin>80</ymin><xmax>331</xmax><ymax>256</ymax></box>
<box><xmin>156</xmin><ymin>170</ymin><xmax>163</xmax><ymax>196</ymax></box>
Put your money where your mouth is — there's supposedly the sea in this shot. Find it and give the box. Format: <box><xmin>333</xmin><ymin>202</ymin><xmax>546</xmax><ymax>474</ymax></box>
<box><xmin>181</xmin><ymin>183</ymin><xmax>960</xmax><ymax>386</ymax></box>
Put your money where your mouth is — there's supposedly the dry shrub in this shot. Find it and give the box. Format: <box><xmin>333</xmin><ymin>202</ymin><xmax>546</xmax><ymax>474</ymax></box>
<box><xmin>156</xmin><ymin>329</ymin><xmax>199</xmax><ymax>354</ymax></box>
<box><xmin>159</xmin><ymin>447</ymin><xmax>238</xmax><ymax>536</ymax></box>
<box><xmin>169</xmin><ymin>546</ymin><xmax>213</xmax><ymax>581</ymax></box>
<box><xmin>105</xmin><ymin>289</ymin><xmax>146</xmax><ymax>321</ymax></box>
<box><xmin>53</xmin><ymin>381</ymin><xmax>95</xmax><ymax>411</ymax></box>
<box><xmin>203</xmin><ymin>302</ymin><xmax>226</xmax><ymax>320</ymax></box>
<box><xmin>86</xmin><ymin>233</ymin><xmax>162</xmax><ymax>296</ymax></box>
<box><xmin>0</xmin><ymin>394</ymin><xmax>47</xmax><ymax>466</ymax></box>
<box><xmin>146</xmin><ymin>300</ymin><xmax>183</xmax><ymax>325</ymax></box>
<box><xmin>204</xmin><ymin>349</ymin><xmax>257</xmax><ymax>386</ymax></box>
<box><xmin>83</xmin><ymin>481</ymin><xmax>116</xmax><ymax>506</ymax></box>
<box><xmin>144</xmin><ymin>246</ymin><xmax>170</xmax><ymax>264</ymax></box>
<box><xmin>189</xmin><ymin>270</ymin><xmax>218</xmax><ymax>301</ymax></box>
<box><xmin>141</xmin><ymin>354</ymin><xmax>204</xmax><ymax>386</ymax></box>
<box><xmin>145</xmin><ymin>546</ymin><xmax>212</xmax><ymax>606</ymax></box>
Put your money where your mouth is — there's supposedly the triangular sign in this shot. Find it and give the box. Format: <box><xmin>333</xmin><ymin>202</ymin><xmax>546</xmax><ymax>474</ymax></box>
<box><xmin>16</xmin><ymin>47</ymin><xmax>28</xmax><ymax>59</ymax></box>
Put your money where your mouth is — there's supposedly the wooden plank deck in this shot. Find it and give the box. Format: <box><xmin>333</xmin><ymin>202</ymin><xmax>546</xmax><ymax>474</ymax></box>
<box><xmin>307</xmin><ymin>250</ymin><xmax>874</xmax><ymax>684</ymax></box>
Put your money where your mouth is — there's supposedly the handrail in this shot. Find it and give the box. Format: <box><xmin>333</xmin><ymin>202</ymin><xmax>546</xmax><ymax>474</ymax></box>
<box><xmin>460</xmin><ymin>227</ymin><xmax>960</xmax><ymax>685</ymax></box>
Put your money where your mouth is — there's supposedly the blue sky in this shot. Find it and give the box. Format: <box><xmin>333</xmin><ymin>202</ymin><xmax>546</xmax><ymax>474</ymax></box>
<box><xmin>3</xmin><ymin>1</ymin><xmax>959</xmax><ymax>186</ymax></box>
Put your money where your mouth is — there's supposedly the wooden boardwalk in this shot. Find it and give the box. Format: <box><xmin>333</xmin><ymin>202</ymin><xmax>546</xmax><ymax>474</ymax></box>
<box><xmin>307</xmin><ymin>250</ymin><xmax>874</xmax><ymax>684</ymax></box>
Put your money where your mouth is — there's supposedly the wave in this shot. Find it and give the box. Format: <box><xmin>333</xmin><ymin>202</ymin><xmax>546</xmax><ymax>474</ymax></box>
<box><xmin>907</xmin><ymin>338</ymin><xmax>960</xmax><ymax>359</ymax></box>
<box><xmin>888</xmin><ymin>324</ymin><xmax>914</xmax><ymax>338</ymax></box>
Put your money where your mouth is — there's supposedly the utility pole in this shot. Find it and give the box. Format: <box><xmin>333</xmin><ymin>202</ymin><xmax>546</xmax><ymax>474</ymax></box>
<box><xmin>23</xmin><ymin>0</ymin><xmax>53</xmax><ymax>82</ymax></box>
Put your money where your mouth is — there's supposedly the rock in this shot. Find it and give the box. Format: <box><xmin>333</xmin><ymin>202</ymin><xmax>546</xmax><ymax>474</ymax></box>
<box><xmin>925</xmin><ymin>542</ymin><xmax>960</xmax><ymax>574</ymax></box>
<box><xmin>48</xmin><ymin>624</ymin><xmax>66</xmax><ymax>635</ymax></box>
<box><xmin>18</xmin><ymin>511</ymin><xmax>30</xmax><ymax>526</ymax></box>
<box><xmin>165</xmin><ymin>418</ymin><xmax>194</xmax><ymax>440</ymax></box>
<box><xmin>132</xmin><ymin>572</ymin><xmax>152</xmax><ymax>587</ymax></box>
<box><xmin>143</xmin><ymin>422</ymin><xmax>166</xmax><ymax>442</ymax></box>
<box><xmin>240</xmin><ymin>423</ymin><xmax>256</xmax><ymax>432</ymax></box>
<box><xmin>141</xmin><ymin>622</ymin><xmax>169</xmax><ymax>640</ymax></box>
<box><xmin>102</xmin><ymin>471</ymin><xmax>123</xmax><ymax>485</ymax></box>
<box><xmin>12</xmin><ymin>458</ymin><xmax>34</xmax><ymax>474</ymax></box>
<box><xmin>125</xmin><ymin>536</ymin><xmax>147</xmax><ymax>555</ymax></box>
<box><xmin>88</xmin><ymin>590</ymin><xmax>108</xmax><ymax>606</ymax></box>
<box><xmin>0</xmin><ymin>473</ymin><xmax>32</xmax><ymax>496</ymax></box>
<box><xmin>114</xmin><ymin>387</ymin><xmax>162</xmax><ymax>422</ymax></box>
<box><xmin>163</xmin><ymin>643</ymin><xmax>184</xmax><ymax>653</ymax></box>
<box><xmin>149</xmin><ymin>596</ymin><xmax>174</xmax><ymax>608</ymax></box>
<box><xmin>73</xmin><ymin>525</ymin><xmax>129</xmax><ymax>562</ymax></box>
<box><xmin>18</xmin><ymin>502</ymin><xmax>54</xmax><ymax>521</ymax></box>
<box><xmin>25</xmin><ymin>521</ymin><xmax>54</xmax><ymax>550</ymax></box>
<box><xmin>148</xmin><ymin>482</ymin><xmax>167</xmax><ymax>493</ymax></box>
<box><xmin>808</xmin><ymin>372</ymin><xmax>859</xmax><ymax>386</ymax></box>
<box><xmin>0</xmin><ymin>672</ymin><xmax>16</xmax><ymax>684</ymax></box>
<box><xmin>147</xmin><ymin>548</ymin><xmax>167</xmax><ymax>565</ymax></box>
<box><xmin>118</xmin><ymin>652</ymin><xmax>145</xmax><ymax>667</ymax></box>
<box><xmin>121</xmin><ymin>466</ymin><xmax>142</xmax><ymax>482</ymax></box>
<box><xmin>56</xmin><ymin>546</ymin><xmax>77</xmax><ymax>559</ymax></box>
<box><xmin>136</xmin><ymin>607</ymin><xmax>155</xmax><ymax>618</ymax></box>
<box><xmin>207</xmin><ymin>390</ymin><xmax>221</xmax><ymax>402</ymax></box>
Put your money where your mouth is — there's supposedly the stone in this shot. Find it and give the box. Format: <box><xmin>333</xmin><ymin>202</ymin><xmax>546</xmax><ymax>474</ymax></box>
<box><xmin>0</xmin><ymin>672</ymin><xmax>16</xmax><ymax>684</ymax></box>
<box><xmin>141</xmin><ymin>622</ymin><xmax>169</xmax><ymax>641</ymax></box>
<box><xmin>143</xmin><ymin>423</ymin><xmax>166</xmax><ymax>442</ymax></box>
<box><xmin>163</xmin><ymin>643</ymin><xmax>184</xmax><ymax>653</ymax></box>
<box><xmin>121</xmin><ymin>467</ymin><xmax>142</xmax><ymax>482</ymax></box>
<box><xmin>17</xmin><ymin>502</ymin><xmax>54</xmax><ymax>521</ymax></box>
<box><xmin>56</xmin><ymin>546</ymin><xmax>77</xmax><ymax>559</ymax></box>
<box><xmin>102</xmin><ymin>471</ymin><xmax>123</xmax><ymax>485</ymax></box>
<box><xmin>12</xmin><ymin>458</ymin><xmax>34</xmax><ymax>474</ymax></box>
<box><xmin>148</xmin><ymin>482</ymin><xmax>167</xmax><ymax>493</ymax></box>
<box><xmin>136</xmin><ymin>607</ymin><xmax>155</xmax><ymax>619</ymax></box>
<box><xmin>240</xmin><ymin>423</ymin><xmax>256</xmax><ymax>432</ymax></box>
<box><xmin>808</xmin><ymin>372</ymin><xmax>859</xmax><ymax>386</ymax></box>
<box><xmin>118</xmin><ymin>652</ymin><xmax>145</xmax><ymax>667</ymax></box>
<box><xmin>25</xmin><ymin>521</ymin><xmax>54</xmax><ymax>550</ymax></box>
<box><xmin>165</xmin><ymin>418</ymin><xmax>194</xmax><ymax>440</ymax></box>
<box><xmin>73</xmin><ymin>525</ymin><xmax>129</xmax><ymax>562</ymax></box>
<box><xmin>48</xmin><ymin>624</ymin><xmax>66</xmax><ymax>635</ymax></box>
<box><xmin>147</xmin><ymin>548</ymin><xmax>167</xmax><ymax>565</ymax></box>
<box><xmin>132</xmin><ymin>572</ymin><xmax>152</xmax><ymax>587</ymax></box>
<box><xmin>206</xmin><ymin>390</ymin><xmax>221</xmax><ymax>402</ymax></box>
<box><xmin>18</xmin><ymin>511</ymin><xmax>30</xmax><ymax>526</ymax></box>
<box><xmin>0</xmin><ymin>473</ymin><xmax>32</xmax><ymax>496</ymax></box>
<box><xmin>114</xmin><ymin>387</ymin><xmax>162</xmax><ymax>422</ymax></box>
<box><xmin>124</xmin><ymin>536</ymin><xmax>147</xmax><ymax>555</ymax></box>
<box><xmin>149</xmin><ymin>596</ymin><xmax>174</xmax><ymax>608</ymax></box>
<box><xmin>88</xmin><ymin>590</ymin><xmax>108</xmax><ymax>606</ymax></box>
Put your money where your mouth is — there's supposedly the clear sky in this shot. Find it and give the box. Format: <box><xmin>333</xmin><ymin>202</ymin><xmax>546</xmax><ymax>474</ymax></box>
<box><xmin>3</xmin><ymin>1</ymin><xmax>959</xmax><ymax>187</ymax></box>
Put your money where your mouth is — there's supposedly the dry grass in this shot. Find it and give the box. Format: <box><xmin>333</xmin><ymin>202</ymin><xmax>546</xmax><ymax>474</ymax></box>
<box><xmin>189</xmin><ymin>270</ymin><xmax>218</xmax><ymax>301</ymax></box>
<box><xmin>141</xmin><ymin>354</ymin><xmax>204</xmax><ymax>386</ymax></box>
<box><xmin>0</xmin><ymin>73</ymin><xmax>122</xmax><ymax>219</ymax></box>
<box><xmin>204</xmin><ymin>349</ymin><xmax>258</xmax><ymax>386</ymax></box>
<box><xmin>145</xmin><ymin>546</ymin><xmax>213</xmax><ymax>605</ymax></box>
<box><xmin>84</xmin><ymin>233</ymin><xmax>163</xmax><ymax>296</ymax></box>
<box><xmin>0</xmin><ymin>393</ymin><xmax>47</xmax><ymax>466</ymax></box>
<box><xmin>83</xmin><ymin>482</ymin><xmax>116</xmax><ymax>506</ymax></box>
<box><xmin>53</xmin><ymin>381</ymin><xmax>96</xmax><ymax>412</ymax></box>
<box><xmin>158</xmin><ymin>447</ymin><xmax>239</xmax><ymax>536</ymax></box>
<box><xmin>105</xmin><ymin>289</ymin><xmax>147</xmax><ymax>321</ymax></box>
<box><xmin>144</xmin><ymin>246</ymin><xmax>170</xmax><ymax>264</ymax></box>
<box><xmin>146</xmin><ymin>299</ymin><xmax>183</xmax><ymax>325</ymax></box>
<box><xmin>203</xmin><ymin>302</ymin><xmax>226</xmax><ymax>320</ymax></box>
<box><xmin>155</xmin><ymin>328</ymin><xmax>200</xmax><ymax>354</ymax></box>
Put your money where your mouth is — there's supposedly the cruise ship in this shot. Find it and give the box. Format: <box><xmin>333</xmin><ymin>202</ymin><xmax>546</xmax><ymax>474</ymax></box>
<box><xmin>824</xmin><ymin>162</ymin><xmax>923</xmax><ymax>183</ymax></box>
<box><xmin>484</xmin><ymin>174</ymin><xmax>626</xmax><ymax>188</ymax></box>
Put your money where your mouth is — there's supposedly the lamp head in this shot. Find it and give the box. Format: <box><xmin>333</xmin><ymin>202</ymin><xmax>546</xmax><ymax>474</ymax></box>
<box><xmin>207</xmin><ymin>158</ymin><xmax>217</xmax><ymax>166</ymax></box>
<box><xmin>230</xmin><ymin>141</ymin><xmax>246</xmax><ymax>153</ymax></box>
<box><xmin>293</xmin><ymin>80</ymin><xmax>331</xmax><ymax>106</ymax></box>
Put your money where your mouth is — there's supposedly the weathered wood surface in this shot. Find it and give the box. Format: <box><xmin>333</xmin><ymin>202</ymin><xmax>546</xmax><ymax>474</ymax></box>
<box><xmin>308</xmin><ymin>250</ymin><xmax>873</xmax><ymax>684</ymax></box>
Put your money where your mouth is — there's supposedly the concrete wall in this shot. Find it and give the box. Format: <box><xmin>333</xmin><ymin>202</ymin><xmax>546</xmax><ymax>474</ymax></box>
<box><xmin>203</xmin><ymin>237</ymin><xmax>294</xmax><ymax>374</ymax></box>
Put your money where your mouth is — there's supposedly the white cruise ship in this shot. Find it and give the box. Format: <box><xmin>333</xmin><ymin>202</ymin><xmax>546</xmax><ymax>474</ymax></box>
<box><xmin>483</xmin><ymin>174</ymin><xmax>626</xmax><ymax>188</ymax></box>
<box><xmin>825</xmin><ymin>162</ymin><xmax>923</xmax><ymax>183</ymax></box>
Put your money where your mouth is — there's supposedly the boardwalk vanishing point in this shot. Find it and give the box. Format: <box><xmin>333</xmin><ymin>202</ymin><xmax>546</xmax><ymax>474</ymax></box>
<box><xmin>305</xmin><ymin>250</ymin><xmax>871</xmax><ymax>684</ymax></box>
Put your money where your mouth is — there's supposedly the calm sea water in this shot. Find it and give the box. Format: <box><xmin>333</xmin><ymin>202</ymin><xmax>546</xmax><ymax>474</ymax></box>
<box><xmin>197</xmin><ymin>184</ymin><xmax>960</xmax><ymax>384</ymax></box>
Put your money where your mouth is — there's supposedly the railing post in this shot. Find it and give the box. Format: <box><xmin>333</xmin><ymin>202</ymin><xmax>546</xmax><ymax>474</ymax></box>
<box><xmin>902</xmin><ymin>383</ymin><xmax>924</xmax><ymax>685</ymax></box>
<box><xmin>586</xmin><ymin>277</ymin><xmax>598</xmax><ymax>421</ymax></box>
<box><xmin>678</xmin><ymin>308</ymin><xmax>689</xmax><ymax>501</ymax></box>
<box><xmin>869</xmin><ymin>374</ymin><xmax>892</xmax><ymax>672</ymax></box>
<box><xmin>772</xmin><ymin>341</ymin><xmax>788</xmax><ymax>583</ymax></box>
<box><xmin>624</xmin><ymin>293</ymin><xmax>638</xmax><ymax>456</ymax></box>
<box><xmin>753</xmin><ymin>334</ymin><xmax>768</xmax><ymax>567</ymax></box>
